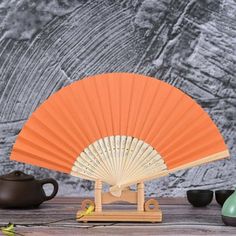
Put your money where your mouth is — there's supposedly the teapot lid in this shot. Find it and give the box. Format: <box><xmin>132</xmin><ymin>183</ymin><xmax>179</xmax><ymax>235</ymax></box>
<box><xmin>0</xmin><ymin>171</ymin><xmax>34</xmax><ymax>181</ymax></box>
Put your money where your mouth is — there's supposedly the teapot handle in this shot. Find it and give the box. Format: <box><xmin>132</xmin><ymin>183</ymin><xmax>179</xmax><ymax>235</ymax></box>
<box><xmin>39</xmin><ymin>178</ymin><xmax>59</xmax><ymax>201</ymax></box>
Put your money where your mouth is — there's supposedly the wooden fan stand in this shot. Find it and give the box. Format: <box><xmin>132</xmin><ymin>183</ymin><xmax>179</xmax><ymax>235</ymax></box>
<box><xmin>76</xmin><ymin>180</ymin><xmax>162</xmax><ymax>222</ymax></box>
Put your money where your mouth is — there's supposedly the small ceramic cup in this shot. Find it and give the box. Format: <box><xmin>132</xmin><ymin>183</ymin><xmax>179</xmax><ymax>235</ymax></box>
<box><xmin>187</xmin><ymin>190</ymin><xmax>213</xmax><ymax>207</ymax></box>
<box><xmin>222</xmin><ymin>189</ymin><xmax>236</xmax><ymax>226</ymax></box>
<box><xmin>215</xmin><ymin>190</ymin><xmax>234</xmax><ymax>207</ymax></box>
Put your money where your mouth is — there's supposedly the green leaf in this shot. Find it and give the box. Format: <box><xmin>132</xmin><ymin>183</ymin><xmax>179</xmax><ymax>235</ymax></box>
<box><xmin>1</xmin><ymin>223</ymin><xmax>15</xmax><ymax>236</ymax></box>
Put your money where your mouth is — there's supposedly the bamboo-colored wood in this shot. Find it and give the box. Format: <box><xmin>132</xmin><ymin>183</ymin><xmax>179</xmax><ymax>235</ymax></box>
<box><xmin>169</xmin><ymin>150</ymin><xmax>230</xmax><ymax>173</ymax></box>
<box><xmin>76</xmin><ymin>210</ymin><xmax>162</xmax><ymax>222</ymax></box>
<box><xmin>144</xmin><ymin>198</ymin><xmax>159</xmax><ymax>212</ymax></box>
<box><xmin>137</xmin><ymin>182</ymin><xmax>144</xmax><ymax>211</ymax></box>
<box><xmin>95</xmin><ymin>180</ymin><xmax>102</xmax><ymax>212</ymax></box>
<box><xmin>109</xmin><ymin>150</ymin><xmax>229</xmax><ymax>193</ymax></box>
<box><xmin>109</xmin><ymin>170</ymin><xmax>168</xmax><ymax>194</ymax></box>
<box><xmin>78</xmin><ymin>181</ymin><xmax>162</xmax><ymax>222</ymax></box>
<box><xmin>102</xmin><ymin>187</ymin><xmax>137</xmax><ymax>204</ymax></box>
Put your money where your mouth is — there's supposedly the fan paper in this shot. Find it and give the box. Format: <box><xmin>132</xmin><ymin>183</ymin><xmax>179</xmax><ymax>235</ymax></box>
<box><xmin>11</xmin><ymin>73</ymin><xmax>229</xmax><ymax>192</ymax></box>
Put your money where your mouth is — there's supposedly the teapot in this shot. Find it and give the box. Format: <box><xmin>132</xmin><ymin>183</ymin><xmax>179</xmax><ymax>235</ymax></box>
<box><xmin>0</xmin><ymin>170</ymin><xmax>58</xmax><ymax>208</ymax></box>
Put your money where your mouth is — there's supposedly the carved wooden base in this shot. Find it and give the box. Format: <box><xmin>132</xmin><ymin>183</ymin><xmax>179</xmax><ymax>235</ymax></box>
<box><xmin>76</xmin><ymin>210</ymin><xmax>162</xmax><ymax>222</ymax></box>
<box><xmin>77</xmin><ymin>180</ymin><xmax>162</xmax><ymax>223</ymax></box>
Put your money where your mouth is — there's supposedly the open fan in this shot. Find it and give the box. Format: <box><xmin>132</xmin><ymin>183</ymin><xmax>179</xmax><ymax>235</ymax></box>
<box><xmin>11</xmin><ymin>73</ymin><xmax>229</xmax><ymax>222</ymax></box>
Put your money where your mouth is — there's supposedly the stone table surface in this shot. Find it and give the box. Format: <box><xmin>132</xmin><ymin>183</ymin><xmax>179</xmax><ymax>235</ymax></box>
<box><xmin>0</xmin><ymin>197</ymin><xmax>235</xmax><ymax>236</ymax></box>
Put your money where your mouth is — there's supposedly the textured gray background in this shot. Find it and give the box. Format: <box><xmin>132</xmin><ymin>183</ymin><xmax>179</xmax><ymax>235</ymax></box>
<box><xmin>0</xmin><ymin>0</ymin><xmax>235</xmax><ymax>197</ymax></box>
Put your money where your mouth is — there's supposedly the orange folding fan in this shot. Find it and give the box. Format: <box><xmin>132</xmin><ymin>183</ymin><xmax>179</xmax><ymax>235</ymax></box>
<box><xmin>10</xmin><ymin>73</ymin><xmax>229</xmax><ymax>222</ymax></box>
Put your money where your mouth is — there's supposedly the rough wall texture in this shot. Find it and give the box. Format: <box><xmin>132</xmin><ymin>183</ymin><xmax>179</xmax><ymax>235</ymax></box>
<box><xmin>0</xmin><ymin>0</ymin><xmax>235</xmax><ymax>197</ymax></box>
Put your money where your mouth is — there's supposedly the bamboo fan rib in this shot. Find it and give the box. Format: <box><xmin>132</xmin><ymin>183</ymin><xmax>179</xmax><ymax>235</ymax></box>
<box><xmin>11</xmin><ymin>73</ymin><xmax>229</xmax><ymax>195</ymax></box>
<box><xmin>71</xmin><ymin>136</ymin><xmax>167</xmax><ymax>186</ymax></box>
